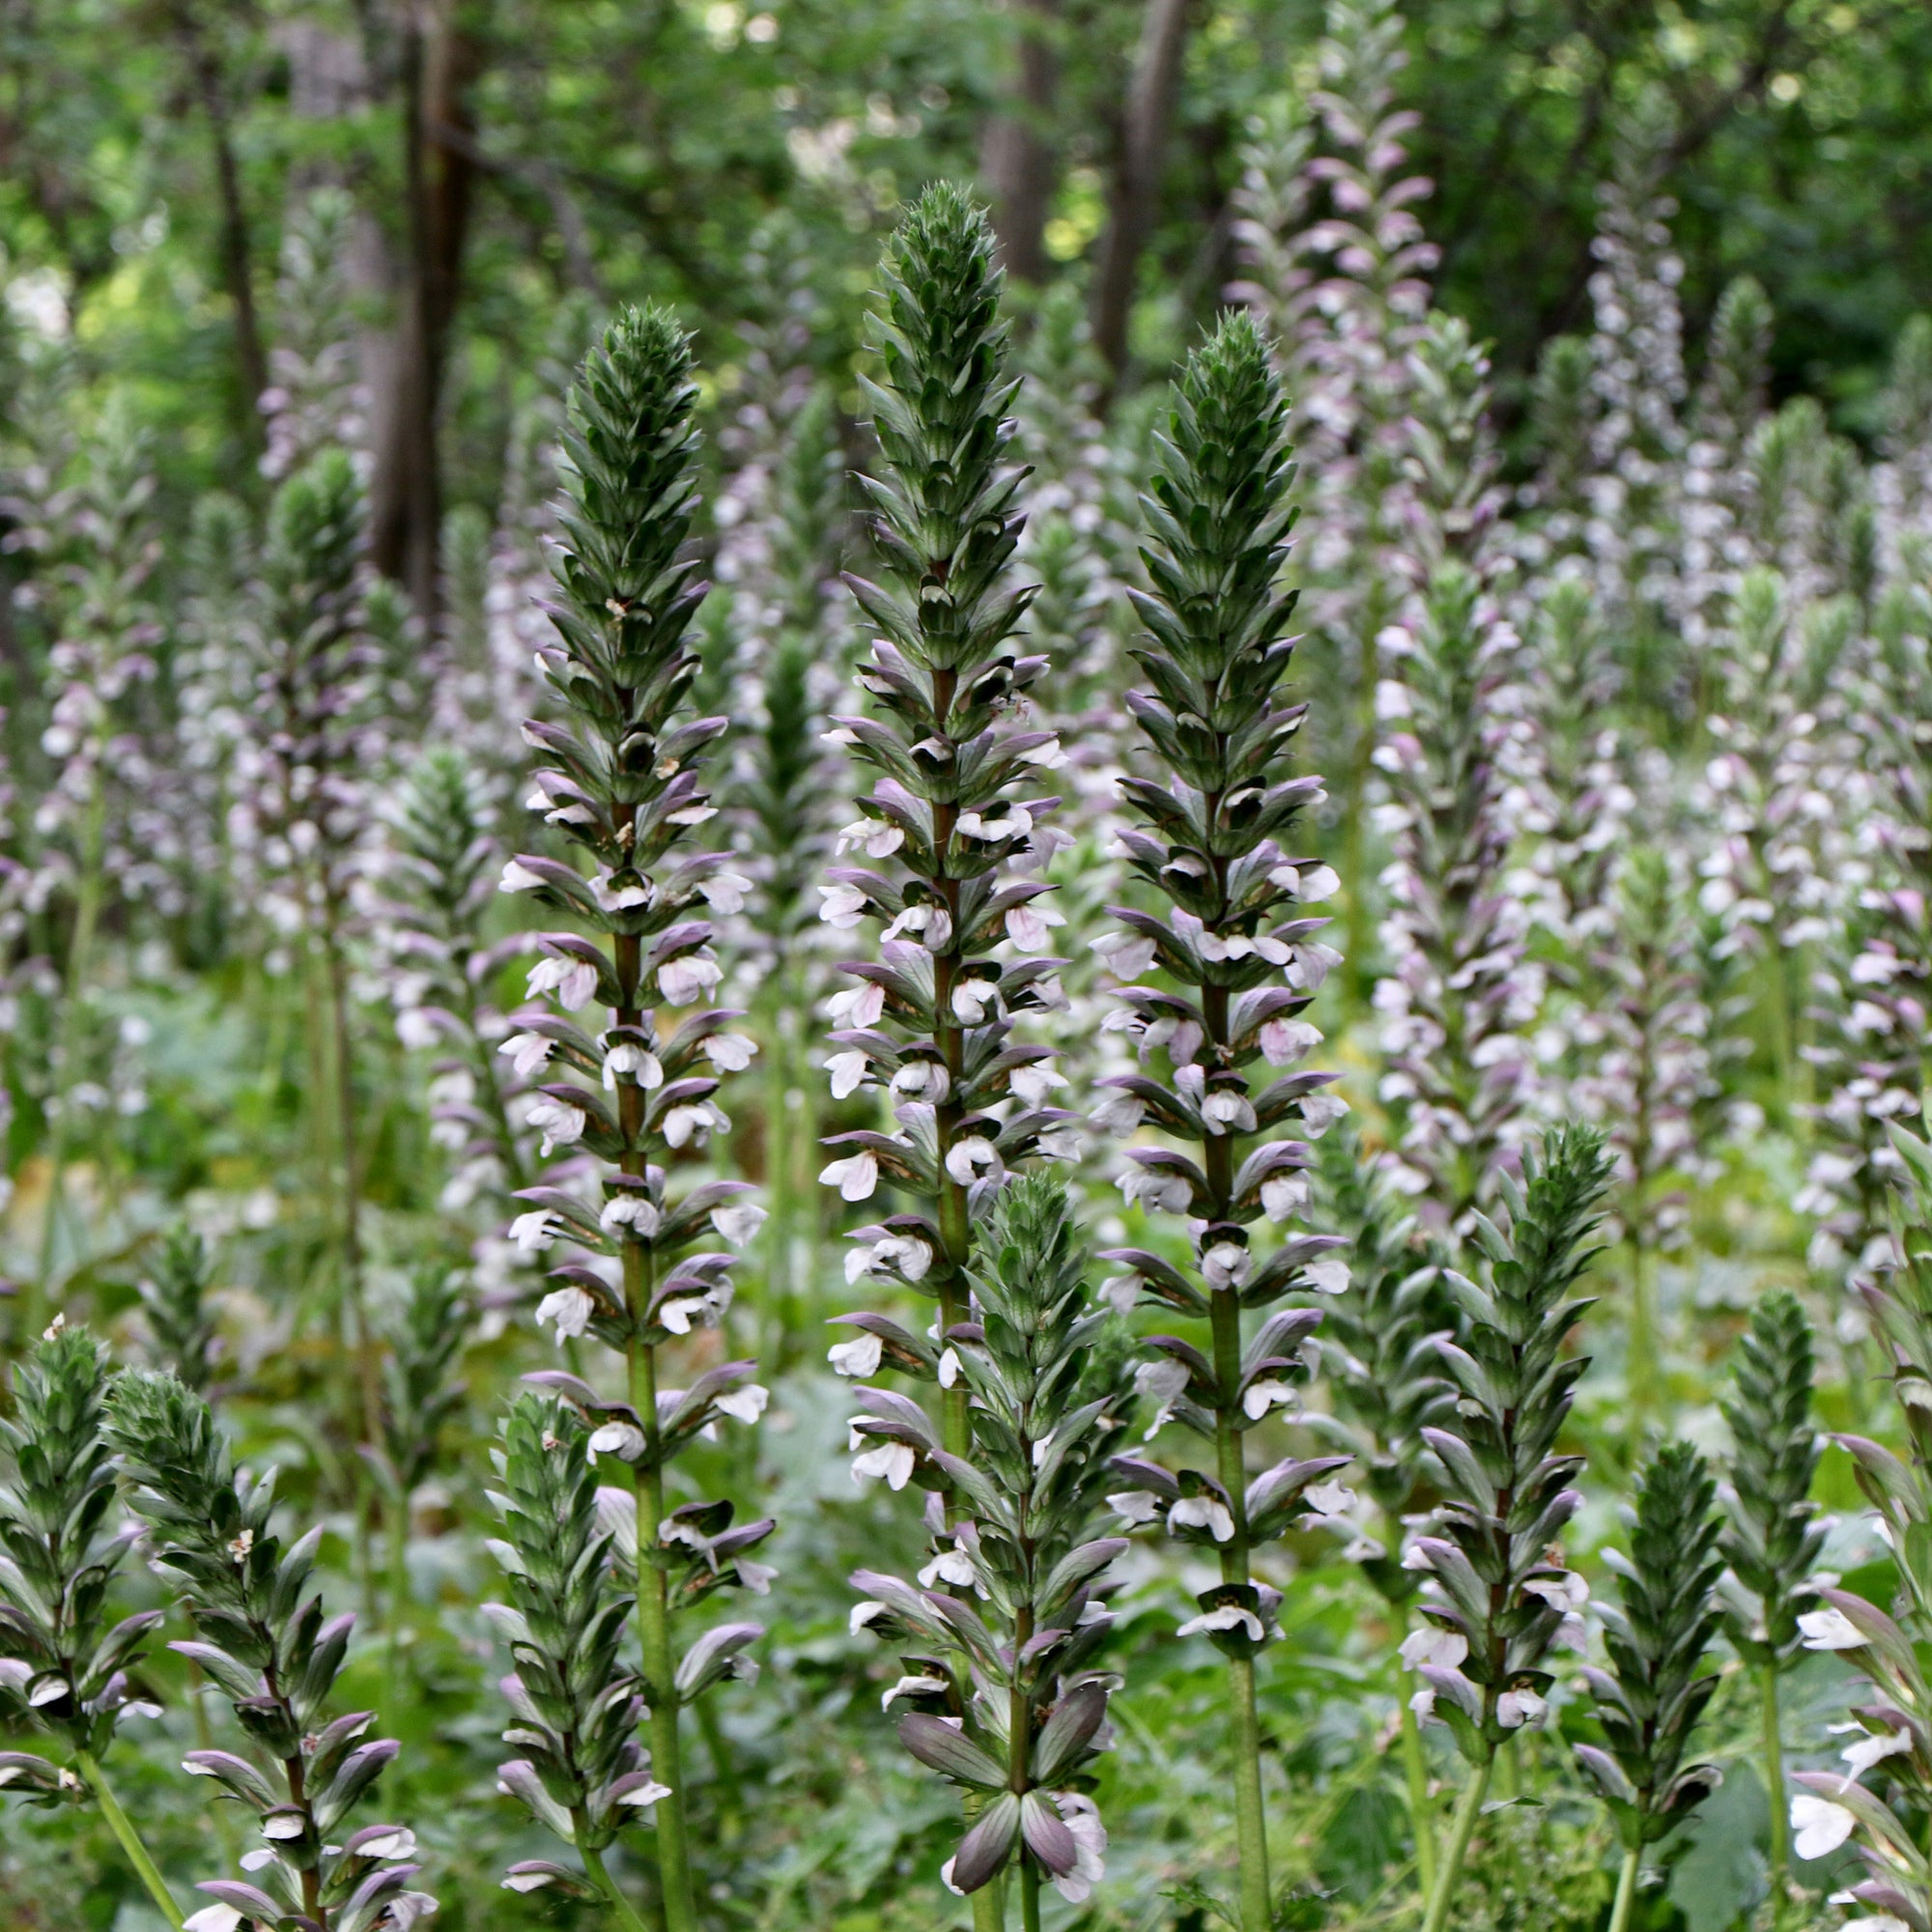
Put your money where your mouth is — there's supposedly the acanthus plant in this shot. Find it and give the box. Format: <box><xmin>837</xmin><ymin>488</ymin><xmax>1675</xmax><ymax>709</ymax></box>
<box><xmin>135</xmin><ymin>1221</ymin><xmax>222</xmax><ymax>1391</ymax></box>
<box><xmin>494</xmin><ymin>303</ymin><xmax>774</xmax><ymax>1932</ymax></box>
<box><xmin>105</xmin><ymin>1368</ymin><xmax>436</xmax><ymax>1932</ymax></box>
<box><xmin>819</xmin><ymin>185</ymin><xmax>1076</xmax><ymax>1488</ymax></box>
<box><xmin>0</xmin><ymin>1322</ymin><xmax>179</xmax><ymax>1926</ymax></box>
<box><xmin>1371</xmin><ymin>320</ymin><xmax>1538</xmax><ymax>1229</ymax></box>
<box><xmin>1309</xmin><ymin>1120</ymin><xmax>1452</xmax><ymax>1889</ymax></box>
<box><xmin>1407</xmin><ymin>1124</ymin><xmax>1613</xmax><ymax>1932</ymax></box>
<box><xmin>1575</xmin><ymin>1438</ymin><xmax>1725</xmax><ymax>1932</ymax></box>
<box><xmin>1875</xmin><ymin>314</ymin><xmax>1932</xmax><ymax>554</ymax></box>
<box><xmin>367</xmin><ymin>747</ymin><xmax>537</xmax><ymax>1264</ymax></box>
<box><xmin>849</xmin><ymin>1175</ymin><xmax>1128</xmax><ymax>1928</ymax></box>
<box><xmin>1783</xmin><ymin>1126</ymin><xmax>1932</xmax><ymax>1926</ymax></box>
<box><xmin>1089</xmin><ymin>308</ymin><xmax>1352</xmax><ymax>1932</ymax></box>
<box><xmin>1718</xmin><ymin>1289</ymin><xmax>1824</xmax><ymax>1920</ymax></box>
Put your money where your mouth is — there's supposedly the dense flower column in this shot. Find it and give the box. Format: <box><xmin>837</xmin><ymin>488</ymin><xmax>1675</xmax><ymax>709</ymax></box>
<box><xmin>106</xmin><ymin>1372</ymin><xmax>435</xmax><ymax>1932</ymax></box>
<box><xmin>848</xmin><ymin>1177</ymin><xmax>1127</xmax><ymax>1929</ymax></box>
<box><xmin>1575</xmin><ymin>1440</ymin><xmax>1725</xmax><ymax>1932</ymax></box>
<box><xmin>497</xmin><ymin>305</ymin><xmax>771</xmax><ymax>1932</ymax></box>
<box><xmin>1785</xmin><ymin>1127</ymin><xmax>1932</xmax><ymax>1922</ymax></box>
<box><xmin>1089</xmin><ymin>310</ymin><xmax>1351</xmax><ymax>1932</ymax></box>
<box><xmin>0</xmin><ymin>1324</ymin><xmax>178</xmax><ymax>1924</ymax></box>
<box><xmin>1718</xmin><ymin>1291</ymin><xmax>1824</xmax><ymax>1918</ymax></box>
<box><xmin>818</xmin><ymin>184</ymin><xmax>1074</xmax><ymax>1475</ymax></box>
<box><xmin>1409</xmin><ymin>1126</ymin><xmax>1613</xmax><ymax>1932</ymax></box>
<box><xmin>1876</xmin><ymin>316</ymin><xmax>1932</xmax><ymax>559</ymax></box>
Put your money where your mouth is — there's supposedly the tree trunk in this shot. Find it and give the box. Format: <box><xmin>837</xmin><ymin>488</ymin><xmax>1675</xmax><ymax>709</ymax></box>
<box><xmin>367</xmin><ymin>3</ymin><xmax>482</xmax><ymax>625</ymax></box>
<box><xmin>1089</xmin><ymin>0</ymin><xmax>1194</xmax><ymax>384</ymax></box>
<box><xmin>170</xmin><ymin>0</ymin><xmax>269</xmax><ymax>457</ymax></box>
<box><xmin>979</xmin><ymin>0</ymin><xmax>1061</xmax><ymax>286</ymax></box>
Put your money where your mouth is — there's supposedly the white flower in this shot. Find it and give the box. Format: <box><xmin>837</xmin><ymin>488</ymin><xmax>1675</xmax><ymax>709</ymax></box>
<box><xmin>663</xmin><ymin>1100</ymin><xmax>726</xmax><ymax>1149</ymax></box>
<box><xmin>1261</xmin><ymin>1174</ymin><xmax>1310</xmax><ymax>1224</ymax></box>
<box><xmin>849</xmin><ymin>1601</ymin><xmax>889</xmax><ymax>1635</ymax></box>
<box><xmin>737</xmin><ymin>1559</ymin><xmax>778</xmax><ymax>1594</ymax></box>
<box><xmin>1789</xmin><ymin>1793</ymin><xmax>1858</xmax><ymax>1861</ymax></box>
<box><xmin>590</xmin><ymin>871</ymin><xmax>652</xmax><ymax>910</ymax></box>
<box><xmin>616</xmin><ymin>1778</ymin><xmax>674</xmax><ymax>1809</ymax></box>
<box><xmin>711</xmin><ymin>1201</ymin><xmax>767</xmax><ymax>1247</ymax></box>
<box><xmin>658</xmin><ymin>1290</ymin><xmax>725</xmax><ymax>1335</ymax></box>
<box><xmin>919</xmin><ymin>1549</ymin><xmax>977</xmax><ymax>1589</ymax></box>
<box><xmin>714</xmin><ymin>1383</ymin><xmax>769</xmax><ymax>1425</ymax></box>
<box><xmin>602</xmin><ymin>1042</ymin><xmax>665</xmax><ymax>1090</ymax></box>
<box><xmin>1201</xmin><ymin>1240</ymin><xmax>1251</xmax><ymax>1291</ymax></box>
<box><xmin>1093</xmin><ymin>930</ymin><xmax>1158</xmax><ymax>980</ymax></box>
<box><xmin>500</xmin><ymin>1032</ymin><xmax>555</xmax><ymax>1079</ymax></box>
<box><xmin>527</xmin><ymin>955</ymin><xmax>599</xmax><ymax>1009</ymax></box>
<box><xmin>851</xmin><ymin>1441</ymin><xmax>916</xmax><ymax>1490</ymax></box>
<box><xmin>1259</xmin><ymin>1018</ymin><xmax>1321</xmax><ymax>1065</ymax></box>
<box><xmin>600</xmin><ymin>1194</ymin><xmax>662</xmax><ymax>1238</ymax></box>
<box><xmin>1050</xmin><ymin>1792</ymin><xmax>1107</xmax><ymax>1904</ymax></box>
<box><xmin>699</xmin><ymin>871</ymin><xmax>752</xmax><ymax>915</ymax></box>
<box><xmin>1799</xmin><ymin>1606</ymin><xmax>1865</xmax><ymax>1651</ymax></box>
<box><xmin>882</xmin><ymin>1673</ymin><xmax>949</xmax><ymax>1710</ymax></box>
<box><xmin>659</xmin><ymin>954</ymin><xmax>723</xmax><ymax>1006</ymax></box>
<box><xmin>1006</xmin><ymin>901</ymin><xmax>1065</xmax><ymax>951</ymax></box>
<box><xmin>1840</xmin><ymin>1727</ymin><xmax>1913</xmax><ymax>1782</ymax></box>
<box><xmin>1496</xmin><ymin>1688</ymin><xmax>1547</xmax><ymax>1729</ymax></box>
<box><xmin>185</xmin><ymin>1910</ymin><xmax>244</xmax><ymax>1932</ymax></box>
<box><xmin>956</xmin><ymin>807</ymin><xmax>1031</xmax><ymax>842</ymax></box>
<box><xmin>951</xmin><ymin>978</ymin><xmax>997</xmax><ymax>1024</ymax></box>
<box><xmin>821</xmin><ymin>1151</ymin><xmax>880</xmax><ymax>1202</ymax></box>
<box><xmin>828</xmin><ymin>1333</ymin><xmax>883</xmax><ymax>1378</ymax></box>
<box><xmin>828</xmin><ymin>982</ymin><xmax>885</xmax><ymax>1028</ymax></box>
<box><xmin>868</xmin><ymin>1234</ymin><xmax>934</xmax><ymax>1282</ymax></box>
<box><xmin>1303</xmin><ymin>1259</ymin><xmax>1350</xmax><ymax>1294</ymax></box>
<box><xmin>836</xmin><ymin>816</ymin><xmax>904</xmax><ymax>858</ymax></box>
<box><xmin>1168</xmin><ymin>1496</ymin><xmax>1235</xmax><ymax>1543</ymax></box>
<box><xmin>535</xmin><ymin>1287</ymin><xmax>595</xmax><ymax>1342</ymax></box>
<box><xmin>701</xmin><ymin>1032</ymin><xmax>758</xmax><ymax>1071</ymax></box>
<box><xmin>588</xmin><ymin>1421</ymin><xmax>646</xmax><ymax>1463</ymax></box>
<box><xmin>499</xmin><ymin>859</ymin><xmax>546</xmax><ymax>893</ymax></box>
<box><xmin>827</xmin><ymin>1050</ymin><xmax>871</xmax><ymax>1098</ymax></box>
<box><xmin>1120</xmin><ymin>1169</ymin><xmax>1191</xmax><ymax>1214</ymax></box>
<box><xmin>882</xmin><ymin>903</ymin><xmax>952</xmax><ymax>949</ymax></box>
<box><xmin>1521</xmin><ymin>1572</ymin><xmax>1589</xmax><ymax>1612</ymax></box>
<box><xmin>944</xmin><ymin>1137</ymin><xmax>1003</xmax><ymax>1186</ymax></box>
<box><xmin>507</xmin><ymin>1209</ymin><xmax>558</xmax><ymax>1256</ymax></box>
<box><xmin>1399</xmin><ymin>1627</ymin><xmax>1467</xmax><ymax>1672</ymax></box>
<box><xmin>1091</xmin><ymin>1091</ymin><xmax>1145</xmax><ymax>1136</ymax></box>
<box><xmin>1177</xmin><ymin>1604</ymin><xmax>1263</xmax><ymax>1641</ymax></box>
<box><xmin>939</xmin><ymin>1858</ymin><xmax>965</xmax><ymax>1898</ymax></box>
<box><xmin>1135</xmin><ymin>1357</ymin><xmax>1190</xmax><ymax>1435</ymax></box>
<box><xmin>1201</xmin><ymin>1090</ymin><xmax>1258</xmax><ymax>1135</ymax></box>
<box><xmin>891</xmin><ymin>1060</ymin><xmax>951</xmax><ymax>1103</ymax></box>
<box><xmin>1302</xmin><ymin>1481</ymin><xmax>1356</xmax><ymax>1524</ymax></box>
<box><xmin>1008</xmin><ymin>1062</ymin><xmax>1065</xmax><ymax>1108</ymax></box>
<box><xmin>1299</xmin><ymin>1093</ymin><xmax>1349</xmax><ymax>1137</ymax></box>
<box><xmin>818</xmin><ymin>884</ymin><xmax>870</xmax><ymax>927</ymax></box>
<box><xmin>527</xmin><ymin>1096</ymin><xmax>586</xmax><ymax>1154</ymax></box>
<box><xmin>1108</xmin><ymin>1491</ymin><xmax>1160</xmax><ymax>1525</ymax></box>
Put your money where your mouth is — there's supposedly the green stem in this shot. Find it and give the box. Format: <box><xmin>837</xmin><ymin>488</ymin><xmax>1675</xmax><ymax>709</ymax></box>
<box><xmin>1762</xmin><ymin>1664</ymin><xmax>1788</xmax><ymax>1928</ymax></box>
<box><xmin>629</xmin><ymin>1318</ymin><xmax>696</xmax><ymax>1932</ymax></box>
<box><xmin>582</xmin><ymin>1833</ymin><xmax>657</xmax><ymax>1932</ymax></box>
<box><xmin>385</xmin><ymin>1497</ymin><xmax>411</xmax><ymax>1709</ymax></box>
<box><xmin>1419</xmin><ymin>1751</ymin><xmax>1492</xmax><ymax>1932</ymax></box>
<box><xmin>1398</xmin><ymin>1671</ymin><xmax>1437</xmax><ymax>1895</ymax></box>
<box><xmin>1629</xmin><ymin>1233</ymin><xmax>1657</xmax><ymax>1453</ymax></box>
<box><xmin>1607</xmin><ymin>1844</ymin><xmax>1641</xmax><ymax>1932</ymax></box>
<box><xmin>77</xmin><ymin>1749</ymin><xmax>184</xmax><ymax>1929</ymax></box>
<box><xmin>1018</xmin><ymin>1858</ymin><xmax>1040</xmax><ymax>1932</ymax></box>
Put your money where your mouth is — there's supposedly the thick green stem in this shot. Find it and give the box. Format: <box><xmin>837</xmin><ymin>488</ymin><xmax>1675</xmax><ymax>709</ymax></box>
<box><xmin>1018</xmin><ymin>1859</ymin><xmax>1041</xmax><ymax>1932</ymax></box>
<box><xmin>1420</xmin><ymin>1751</ymin><xmax>1492</xmax><ymax>1932</ymax></box>
<box><xmin>77</xmin><ymin>1749</ymin><xmax>185</xmax><ymax>1929</ymax></box>
<box><xmin>1398</xmin><ymin>1671</ymin><xmax>1437</xmax><ymax>1895</ymax></box>
<box><xmin>1607</xmin><ymin>1844</ymin><xmax>1641</xmax><ymax>1932</ymax></box>
<box><xmin>582</xmin><ymin>1832</ymin><xmax>658</xmax><ymax>1932</ymax></box>
<box><xmin>1762</xmin><ymin>1664</ymin><xmax>1788</xmax><ymax>1926</ymax></box>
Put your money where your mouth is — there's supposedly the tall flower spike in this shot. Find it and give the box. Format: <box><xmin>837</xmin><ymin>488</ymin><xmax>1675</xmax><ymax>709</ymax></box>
<box><xmin>1577</xmin><ymin>1440</ymin><xmax>1725</xmax><ymax>1932</ymax></box>
<box><xmin>850</xmin><ymin>1176</ymin><xmax>1128</xmax><ymax>1922</ymax></box>
<box><xmin>135</xmin><ymin>1222</ymin><xmax>220</xmax><ymax>1391</ymax></box>
<box><xmin>822</xmin><ymin>184</ymin><xmax>1073</xmax><ymax>1470</ymax></box>
<box><xmin>486</xmin><ymin>1395</ymin><xmax>666</xmax><ymax>1926</ymax></box>
<box><xmin>1091</xmin><ymin>308</ymin><xmax>1350</xmax><ymax>1932</ymax></box>
<box><xmin>1782</xmin><ymin>1128</ymin><xmax>1932</xmax><ymax>1932</ymax></box>
<box><xmin>105</xmin><ymin>1370</ymin><xmax>435</xmax><ymax>1932</ymax></box>
<box><xmin>1718</xmin><ymin>1289</ymin><xmax>1823</xmax><ymax>1914</ymax></box>
<box><xmin>1410</xmin><ymin>1124</ymin><xmax>1613</xmax><ymax>1932</ymax></box>
<box><xmin>498</xmin><ymin>303</ymin><xmax>771</xmax><ymax>1932</ymax></box>
<box><xmin>0</xmin><ymin>1325</ymin><xmax>180</xmax><ymax>1926</ymax></box>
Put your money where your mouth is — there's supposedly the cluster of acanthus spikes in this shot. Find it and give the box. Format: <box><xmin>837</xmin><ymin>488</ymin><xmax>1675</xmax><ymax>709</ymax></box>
<box><xmin>496</xmin><ymin>300</ymin><xmax>769</xmax><ymax>1338</ymax></box>
<box><xmin>814</xmin><ymin>184</ymin><xmax>1076</xmax><ymax>1337</ymax></box>
<box><xmin>105</xmin><ymin>1369</ymin><xmax>436</xmax><ymax>1932</ymax></box>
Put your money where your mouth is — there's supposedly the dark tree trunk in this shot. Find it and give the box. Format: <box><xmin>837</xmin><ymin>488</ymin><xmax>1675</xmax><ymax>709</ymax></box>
<box><xmin>1089</xmin><ymin>0</ymin><xmax>1194</xmax><ymax>384</ymax></box>
<box><xmin>170</xmin><ymin>0</ymin><xmax>269</xmax><ymax>458</ymax></box>
<box><xmin>980</xmin><ymin>0</ymin><xmax>1061</xmax><ymax>286</ymax></box>
<box><xmin>367</xmin><ymin>5</ymin><xmax>481</xmax><ymax>625</ymax></box>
